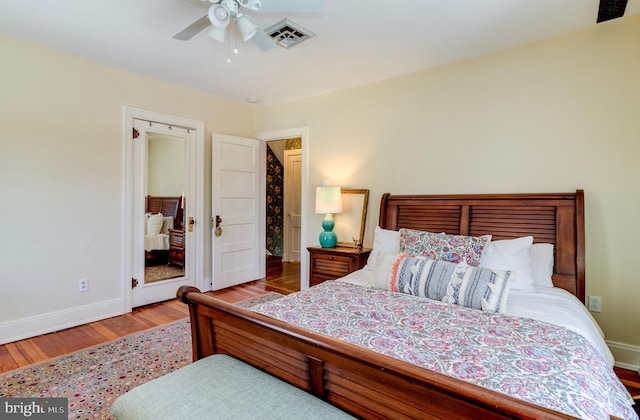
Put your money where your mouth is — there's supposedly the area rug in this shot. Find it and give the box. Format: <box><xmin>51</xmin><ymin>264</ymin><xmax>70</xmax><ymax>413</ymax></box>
<box><xmin>145</xmin><ymin>264</ymin><xmax>184</xmax><ymax>283</ymax></box>
<box><xmin>0</xmin><ymin>292</ymin><xmax>284</xmax><ymax>419</ymax></box>
<box><xmin>0</xmin><ymin>320</ymin><xmax>192</xmax><ymax>419</ymax></box>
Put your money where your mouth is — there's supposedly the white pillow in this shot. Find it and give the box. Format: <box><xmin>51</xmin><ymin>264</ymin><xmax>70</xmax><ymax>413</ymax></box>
<box><xmin>372</xmin><ymin>226</ymin><xmax>400</xmax><ymax>254</ymax></box>
<box><xmin>160</xmin><ymin>216</ymin><xmax>174</xmax><ymax>234</ymax></box>
<box><xmin>366</xmin><ymin>252</ymin><xmax>404</xmax><ymax>290</ymax></box>
<box><xmin>530</xmin><ymin>243</ymin><xmax>554</xmax><ymax>287</ymax></box>
<box><xmin>147</xmin><ymin>213</ymin><xmax>164</xmax><ymax>236</ymax></box>
<box><xmin>365</xmin><ymin>227</ymin><xmax>401</xmax><ymax>270</ymax></box>
<box><xmin>480</xmin><ymin>236</ymin><xmax>535</xmax><ymax>291</ymax></box>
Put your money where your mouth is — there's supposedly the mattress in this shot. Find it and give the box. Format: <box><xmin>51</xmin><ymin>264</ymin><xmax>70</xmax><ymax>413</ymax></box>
<box><xmin>338</xmin><ymin>268</ymin><xmax>615</xmax><ymax>367</ymax></box>
<box><xmin>144</xmin><ymin>233</ymin><xmax>170</xmax><ymax>252</ymax></box>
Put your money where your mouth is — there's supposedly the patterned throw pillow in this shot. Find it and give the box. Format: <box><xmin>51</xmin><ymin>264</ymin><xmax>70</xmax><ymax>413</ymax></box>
<box><xmin>399</xmin><ymin>228</ymin><xmax>491</xmax><ymax>267</ymax></box>
<box><xmin>389</xmin><ymin>255</ymin><xmax>513</xmax><ymax>313</ymax></box>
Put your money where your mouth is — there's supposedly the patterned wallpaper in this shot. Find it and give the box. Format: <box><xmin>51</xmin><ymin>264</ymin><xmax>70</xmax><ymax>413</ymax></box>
<box><xmin>266</xmin><ymin>145</ymin><xmax>284</xmax><ymax>256</ymax></box>
<box><xmin>285</xmin><ymin>137</ymin><xmax>302</xmax><ymax>150</ymax></box>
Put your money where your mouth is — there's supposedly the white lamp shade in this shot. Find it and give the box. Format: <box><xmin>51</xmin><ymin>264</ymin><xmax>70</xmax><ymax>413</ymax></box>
<box><xmin>235</xmin><ymin>14</ymin><xmax>258</xmax><ymax>41</ymax></box>
<box><xmin>315</xmin><ymin>187</ymin><xmax>343</xmax><ymax>214</ymax></box>
<box><xmin>245</xmin><ymin>0</ymin><xmax>262</xmax><ymax>10</ymax></box>
<box><xmin>208</xmin><ymin>4</ymin><xmax>230</xmax><ymax>29</ymax></box>
<box><xmin>208</xmin><ymin>25</ymin><xmax>227</xmax><ymax>43</ymax></box>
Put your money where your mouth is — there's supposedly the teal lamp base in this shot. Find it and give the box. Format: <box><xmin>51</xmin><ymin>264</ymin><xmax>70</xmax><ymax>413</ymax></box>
<box><xmin>319</xmin><ymin>213</ymin><xmax>337</xmax><ymax>248</ymax></box>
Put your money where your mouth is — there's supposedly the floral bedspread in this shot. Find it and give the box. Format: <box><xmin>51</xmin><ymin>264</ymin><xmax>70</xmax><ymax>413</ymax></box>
<box><xmin>251</xmin><ymin>281</ymin><xmax>637</xmax><ymax>420</ymax></box>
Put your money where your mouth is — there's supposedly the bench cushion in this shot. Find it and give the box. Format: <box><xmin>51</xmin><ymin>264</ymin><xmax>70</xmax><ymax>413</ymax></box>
<box><xmin>110</xmin><ymin>354</ymin><xmax>355</xmax><ymax>420</ymax></box>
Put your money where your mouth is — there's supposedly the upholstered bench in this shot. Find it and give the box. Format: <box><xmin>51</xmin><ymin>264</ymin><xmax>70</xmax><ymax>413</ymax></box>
<box><xmin>110</xmin><ymin>354</ymin><xmax>355</xmax><ymax>420</ymax></box>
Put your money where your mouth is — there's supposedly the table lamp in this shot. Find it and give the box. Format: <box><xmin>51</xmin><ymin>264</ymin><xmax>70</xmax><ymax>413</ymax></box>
<box><xmin>315</xmin><ymin>184</ymin><xmax>343</xmax><ymax>248</ymax></box>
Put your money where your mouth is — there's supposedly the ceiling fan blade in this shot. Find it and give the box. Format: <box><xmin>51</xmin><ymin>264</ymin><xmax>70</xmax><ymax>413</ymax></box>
<box><xmin>173</xmin><ymin>14</ymin><xmax>211</xmax><ymax>41</ymax></box>
<box><xmin>251</xmin><ymin>28</ymin><xmax>276</xmax><ymax>51</ymax></box>
<box><xmin>597</xmin><ymin>0</ymin><xmax>628</xmax><ymax>23</ymax></box>
<box><xmin>256</xmin><ymin>0</ymin><xmax>323</xmax><ymax>13</ymax></box>
<box><xmin>251</xmin><ymin>28</ymin><xmax>277</xmax><ymax>51</ymax></box>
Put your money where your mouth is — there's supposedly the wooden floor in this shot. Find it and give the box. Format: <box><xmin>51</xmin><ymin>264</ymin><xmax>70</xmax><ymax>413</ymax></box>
<box><xmin>264</xmin><ymin>256</ymin><xmax>301</xmax><ymax>293</ymax></box>
<box><xmin>0</xmin><ymin>280</ymin><xmax>269</xmax><ymax>374</ymax></box>
<box><xmin>615</xmin><ymin>366</ymin><xmax>640</xmax><ymax>399</ymax></box>
<box><xmin>1</xmin><ymin>278</ymin><xmax>639</xmax><ymax>407</ymax></box>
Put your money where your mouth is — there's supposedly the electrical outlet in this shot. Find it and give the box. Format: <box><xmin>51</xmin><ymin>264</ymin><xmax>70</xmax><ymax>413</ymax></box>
<box><xmin>588</xmin><ymin>295</ymin><xmax>602</xmax><ymax>312</ymax></box>
<box><xmin>78</xmin><ymin>278</ymin><xmax>88</xmax><ymax>292</ymax></box>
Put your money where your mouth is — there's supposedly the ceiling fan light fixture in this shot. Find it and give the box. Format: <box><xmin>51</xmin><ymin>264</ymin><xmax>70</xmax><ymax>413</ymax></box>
<box><xmin>208</xmin><ymin>25</ymin><xmax>227</xmax><ymax>43</ymax></box>
<box><xmin>235</xmin><ymin>13</ymin><xmax>258</xmax><ymax>41</ymax></box>
<box><xmin>208</xmin><ymin>4</ymin><xmax>231</xmax><ymax>29</ymax></box>
<box><xmin>242</xmin><ymin>0</ymin><xmax>262</xmax><ymax>11</ymax></box>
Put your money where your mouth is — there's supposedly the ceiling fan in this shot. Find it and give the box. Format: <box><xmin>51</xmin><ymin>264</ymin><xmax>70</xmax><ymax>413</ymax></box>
<box><xmin>173</xmin><ymin>0</ymin><xmax>323</xmax><ymax>51</ymax></box>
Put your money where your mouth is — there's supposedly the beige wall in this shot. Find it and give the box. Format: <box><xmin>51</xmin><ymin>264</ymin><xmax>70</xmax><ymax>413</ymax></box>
<box><xmin>255</xmin><ymin>15</ymin><xmax>640</xmax><ymax>364</ymax></box>
<box><xmin>0</xmin><ymin>35</ymin><xmax>254</xmax><ymax>334</ymax></box>
<box><xmin>147</xmin><ymin>133</ymin><xmax>185</xmax><ymax>197</ymax></box>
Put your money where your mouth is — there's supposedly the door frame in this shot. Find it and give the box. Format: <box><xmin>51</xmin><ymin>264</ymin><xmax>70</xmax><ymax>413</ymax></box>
<box><xmin>256</xmin><ymin>127</ymin><xmax>309</xmax><ymax>289</ymax></box>
<box><xmin>122</xmin><ymin>106</ymin><xmax>205</xmax><ymax>312</ymax></box>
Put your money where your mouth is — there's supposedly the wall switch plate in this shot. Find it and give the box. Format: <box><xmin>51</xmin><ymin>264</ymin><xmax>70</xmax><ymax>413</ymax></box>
<box><xmin>78</xmin><ymin>278</ymin><xmax>88</xmax><ymax>292</ymax></box>
<box><xmin>588</xmin><ymin>295</ymin><xmax>602</xmax><ymax>312</ymax></box>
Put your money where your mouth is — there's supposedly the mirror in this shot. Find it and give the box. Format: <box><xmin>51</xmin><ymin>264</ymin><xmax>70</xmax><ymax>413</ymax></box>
<box><xmin>334</xmin><ymin>189</ymin><xmax>369</xmax><ymax>248</ymax></box>
<box><xmin>144</xmin><ymin>133</ymin><xmax>186</xmax><ymax>283</ymax></box>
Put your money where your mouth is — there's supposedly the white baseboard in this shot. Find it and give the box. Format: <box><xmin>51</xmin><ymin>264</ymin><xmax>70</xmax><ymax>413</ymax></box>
<box><xmin>0</xmin><ymin>299</ymin><xmax>123</xmax><ymax>346</ymax></box>
<box><xmin>608</xmin><ymin>340</ymin><xmax>640</xmax><ymax>371</ymax></box>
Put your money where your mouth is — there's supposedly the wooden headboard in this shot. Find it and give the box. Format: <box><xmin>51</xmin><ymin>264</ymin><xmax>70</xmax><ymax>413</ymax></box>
<box><xmin>145</xmin><ymin>196</ymin><xmax>183</xmax><ymax>229</ymax></box>
<box><xmin>379</xmin><ymin>190</ymin><xmax>585</xmax><ymax>303</ymax></box>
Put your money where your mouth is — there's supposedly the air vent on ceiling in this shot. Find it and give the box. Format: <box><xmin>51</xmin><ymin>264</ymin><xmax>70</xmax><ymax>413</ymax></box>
<box><xmin>265</xmin><ymin>18</ymin><xmax>316</xmax><ymax>49</ymax></box>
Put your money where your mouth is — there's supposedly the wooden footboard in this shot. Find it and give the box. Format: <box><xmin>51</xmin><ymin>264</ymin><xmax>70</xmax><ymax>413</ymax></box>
<box><xmin>177</xmin><ymin>286</ymin><xmax>573</xmax><ymax>420</ymax></box>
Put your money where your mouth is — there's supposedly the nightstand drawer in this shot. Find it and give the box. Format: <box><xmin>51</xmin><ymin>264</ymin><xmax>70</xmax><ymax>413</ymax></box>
<box><xmin>307</xmin><ymin>246</ymin><xmax>372</xmax><ymax>287</ymax></box>
<box><xmin>169</xmin><ymin>229</ymin><xmax>184</xmax><ymax>247</ymax></box>
<box><xmin>169</xmin><ymin>249</ymin><xmax>184</xmax><ymax>261</ymax></box>
<box><xmin>311</xmin><ymin>254</ymin><xmax>352</xmax><ymax>276</ymax></box>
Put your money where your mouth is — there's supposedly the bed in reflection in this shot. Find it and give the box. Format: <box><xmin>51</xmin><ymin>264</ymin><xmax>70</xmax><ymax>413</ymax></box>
<box><xmin>144</xmin><ymin>195</ymin><xmax>182</xmax><ymax>266</ymax></box>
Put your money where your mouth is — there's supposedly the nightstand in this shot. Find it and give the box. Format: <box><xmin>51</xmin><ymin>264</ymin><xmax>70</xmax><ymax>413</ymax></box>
<box><xmin>168</xmin><ymin>229</ymin><xmax>185</xmax><ymax>268</ymax></box>
<box><xmin>307</xmin><ymin>246</ymin><xmax>372</xmax><ymax>287</ymax></box>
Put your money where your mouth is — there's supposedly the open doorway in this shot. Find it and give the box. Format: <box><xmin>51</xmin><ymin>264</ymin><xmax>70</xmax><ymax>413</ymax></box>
<box><xmin>264</xmin><ymin>138</ymin><xmax>302</xmax><ymax>293</ymax></box>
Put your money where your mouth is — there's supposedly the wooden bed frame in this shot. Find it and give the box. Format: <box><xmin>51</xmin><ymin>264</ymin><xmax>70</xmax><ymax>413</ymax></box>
<box><xmin>178</xmin><ymin>191</ymin><xmax>585</xmax><ymax>419</ymax></box>
<box><xmin>145</xmin><ymin>195</ymin><xmax>183</xmax><ymax>229</ymax></box>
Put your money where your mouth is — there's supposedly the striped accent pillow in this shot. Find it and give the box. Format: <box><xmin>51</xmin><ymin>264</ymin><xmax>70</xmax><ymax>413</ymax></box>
<box><xmin>389</xmin><ymin>255</ymin><xmax>513</xmax><ymax>313</ymax></box>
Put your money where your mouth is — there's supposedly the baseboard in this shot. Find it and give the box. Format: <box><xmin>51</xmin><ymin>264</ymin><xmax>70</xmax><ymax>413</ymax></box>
<box><xmin>608</xmin><ymin>340</ymin><xmax>640</xmax><ymax>371</ymax></box>
<box><xmin>0</xmin><ymin>299</ymin><xmax>123</xmax><ymax>346</ymax></box>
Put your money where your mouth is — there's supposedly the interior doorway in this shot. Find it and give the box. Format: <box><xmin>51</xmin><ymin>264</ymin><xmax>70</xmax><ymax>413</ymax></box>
<box><xmin>264</xmin><ymin>137</ymin><xmax>302</xmax><ymax>293</ymax></box>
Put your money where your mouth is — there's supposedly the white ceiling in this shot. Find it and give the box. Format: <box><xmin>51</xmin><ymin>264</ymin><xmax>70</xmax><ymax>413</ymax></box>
<box><xmin>1</xmin><ymin>0</ymin><xmax>638</xmax><ymax>106</ymax></box>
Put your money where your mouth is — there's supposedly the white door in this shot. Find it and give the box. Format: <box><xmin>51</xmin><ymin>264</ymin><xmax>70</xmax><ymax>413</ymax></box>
<box><xmin>131</xmin><ymin>119</ymin><xmax>196</xmax><ymax>307</ymax></box>
<box><xmin>212</xmin><ymin>134</ymin><xmax>260</xmax><ymax>290</ymax></box>
<box><xmin>283</xmin><ymin>149</ymin><xmax>302</xmax><ymax>262</ymax></box>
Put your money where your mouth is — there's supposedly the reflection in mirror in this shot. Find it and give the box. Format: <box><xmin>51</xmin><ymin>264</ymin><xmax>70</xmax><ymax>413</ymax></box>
<box><xmin>144</xmin><ymin>133</ymin><xmax>186</xmax><ymax>283</ymax></box>
<box><xmin>334</xmin><ymin>189</ymin><xmax>369</xmax><ymax>248</ymax></box>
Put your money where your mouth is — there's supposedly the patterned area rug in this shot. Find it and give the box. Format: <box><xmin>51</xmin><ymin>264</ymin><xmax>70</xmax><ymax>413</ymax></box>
<box><xmin>144</xmin><ymin>264</ymin><xmax>184</xmax><ymax>283</ymax></box>
<box><xmin>0</xmin><ymin>320</ymin><xmax>192</xmax><ymax>419</ymax></box>
<box><xmin>0</xmin><ymin>292</ymin><xmax>284</xmax><ymax>419</ymax></box>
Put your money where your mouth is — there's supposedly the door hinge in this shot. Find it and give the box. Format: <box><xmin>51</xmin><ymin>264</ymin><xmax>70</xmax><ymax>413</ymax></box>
<box><xmin>132</xmin><ymin>128</ymin><xmax>139</xmax><ymax>139</ymax></box>
<box><xmin>132</xmin><ymin>277</ymin><xmax>138</xmax><ymax>288</ymax></box>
